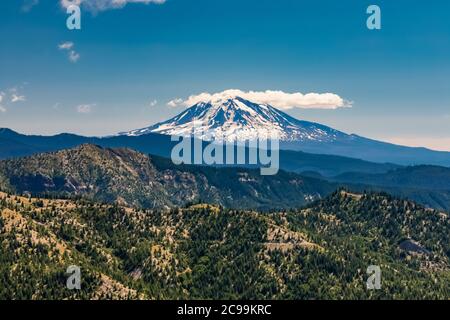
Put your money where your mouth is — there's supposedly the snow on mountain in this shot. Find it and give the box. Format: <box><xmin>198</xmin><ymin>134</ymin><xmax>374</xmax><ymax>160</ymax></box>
<box><xmin>120</xmin><ymin>95</ymin><xmax>349</xmax><ymax>142</ymax></box>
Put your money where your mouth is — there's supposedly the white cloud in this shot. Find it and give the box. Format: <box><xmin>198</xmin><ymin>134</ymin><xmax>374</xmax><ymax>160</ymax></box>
<box><xmin>0</xmin><ymin>88</ymin><xmax>27</xmax><ymax>110</ymax></box>
<box><xmin>168</xmin><ymin>89</ymin><xmax>351</xmax><ymax>110</ymax></box>
<box><xmin>60</xmin><ymin>0</ymin><xmax>166</xmax><ymax>12</ymax></box>
<box><xmin>167</xmin><ymin>98</ymin><xmax>184</xmax><ymax>108</ymax></box>
<box><xmin>21</xmin><ymin>0</ymin><xmax>39</xmax><ymax>12</ymax></box>
<box><xmin>58</xmin><ymin>42</ymin><xmax>80</xmax><ymax>63</ymax></box>
<box><xmin>0</xmin><ymin>93</ymin><xmax>5</xmax><ymax>112</ymax></box>
<box><xmin>69</xmin><ymin>50</ymin><xmax>80</xmax><ymax>63</ymax></box>
<box><xmin>11</xmin><ymin>94</ymin><xmax>26</xmax><ymax>103</ymax></box>
<box><xmin>76</xmin><ymin>104</ymin><xmax>95</xmax><ymax>113</ymax></box>
<box><xmin>58</xmin><ymin>42</ymin><xmax>74</xmax><ymax>50</ymax></box>
<box><xmin>148</xmin><ymin>99</ymin><xmax>158</xmax><ymax>107</ymax></box>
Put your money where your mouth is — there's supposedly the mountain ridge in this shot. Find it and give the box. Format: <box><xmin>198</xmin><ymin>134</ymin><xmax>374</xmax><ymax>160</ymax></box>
<box><xmin>0</xmin><ymin>144</ymin><xmax>337</xmax><ymax>210</ymax></box>
<box><xmin>2</xmin><ymin>143</ymin><xmax>450</xmax><ymax>211</ymax></box>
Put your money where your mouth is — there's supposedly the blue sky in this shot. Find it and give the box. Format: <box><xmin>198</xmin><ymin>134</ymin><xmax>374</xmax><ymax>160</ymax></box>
<box><xmin>1</xmin><ymin>0</ymin><xmax>450</xmax><ymax>150</ymax></box>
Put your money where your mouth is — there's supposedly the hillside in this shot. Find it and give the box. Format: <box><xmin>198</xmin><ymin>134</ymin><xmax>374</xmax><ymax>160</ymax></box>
<box><xmin>333</xmin><ymin>165</ymin><xmax>450</xmax><ymax>191</ymax></box>
<box><xmin>0</xmin><ymin>144</ymin><xmax>336</xmax><ymax>210</ymax></box>
<box><xmin>0</xmin><ymin>190</ymin><xmax>448</xmax><ymax>299</ymax></box>
<box><xmin>3</xmin><ymin>143</ymin><xmax>450</xmax><ymax>211</ymax></box>
<box><xmin>326</xmin><ymin>166</ymin><xmax>450</xmax><ymax>211</ymax></box>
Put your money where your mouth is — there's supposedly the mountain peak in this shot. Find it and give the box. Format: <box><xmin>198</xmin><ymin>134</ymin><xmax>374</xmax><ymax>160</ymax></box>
<box><xmin>73</xmin><ymin>143</ymin><xmax>103</xmax><ymax>151</ymax></box>
<box><xmin>66</xmin><ymin>144</ymin><xmax>146</xmax><ymax>161</ymax></box>
<box><xmin>121</xmin><ymin>97</ymin><xmax>347</xmax><ymax>142</ymax></box>
<box><xmin>0</xmin><ymin>128</ymin><xmax>20</xmax><ymax>137</ymax></box>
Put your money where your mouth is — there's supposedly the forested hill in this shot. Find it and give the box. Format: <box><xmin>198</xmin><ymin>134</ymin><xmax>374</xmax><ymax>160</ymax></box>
<box><xmin>0</xmin><ymin>144</ymin><xmax>337</xmax><ymax>210</ymax></box>
<box><xmin>1</xmin><ymin>190</ymin><xmax>448</xmax><ymax>300</ymax></box>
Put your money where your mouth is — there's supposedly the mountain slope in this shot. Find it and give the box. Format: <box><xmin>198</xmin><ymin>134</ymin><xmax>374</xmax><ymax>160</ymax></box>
<box><xmin>325</xmin><ymin>165</ymin><xmax>450</xmax><ymax>211</ymax></box>
<box><xmin>281</xmin><ymin>135</ymin><xmax>450</xmax><ymax>167</ymax></box>
<box><xmin>119</xmin><ymin>95</ymin><xmax>450</xmax><ymax>167</ymax></box>
<box><xmin>121</xmin><ymin>96</ymin><xmax>348</xmax><ymax>142</ymax></box>
<box><xmin>1</xmin><ymin>190</ymin><xmax>448</xmax><ymax>299</ymax></box>
<box><xmin>0</xmin><ymin>144</ymin><xmax>336</xmax><ymax>210</ymax></box>
<box><xmin>333</xmin><ymin>165</ymin><xmax>450</xmax><ymax>191</ymax></box>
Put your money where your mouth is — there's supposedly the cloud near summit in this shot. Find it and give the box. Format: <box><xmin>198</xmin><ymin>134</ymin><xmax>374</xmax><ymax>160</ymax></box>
<box><xmin>168</xmin><ymin>89</ymin><xmax>351</xmax><ymax>110</ymax></box>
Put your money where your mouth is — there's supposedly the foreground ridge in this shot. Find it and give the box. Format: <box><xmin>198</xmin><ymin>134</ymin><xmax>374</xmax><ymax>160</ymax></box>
<box><xmin>0</xmin><ymin>190</ymin><xmax>448</xmax><ymax>299</ymax></box>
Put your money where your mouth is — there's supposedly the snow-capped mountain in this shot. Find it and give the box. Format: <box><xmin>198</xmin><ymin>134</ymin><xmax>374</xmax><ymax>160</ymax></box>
<box><xmin>121</xmin><ymin>96</ymin><xmax>349</xmax><ymax>142</ymax></box>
